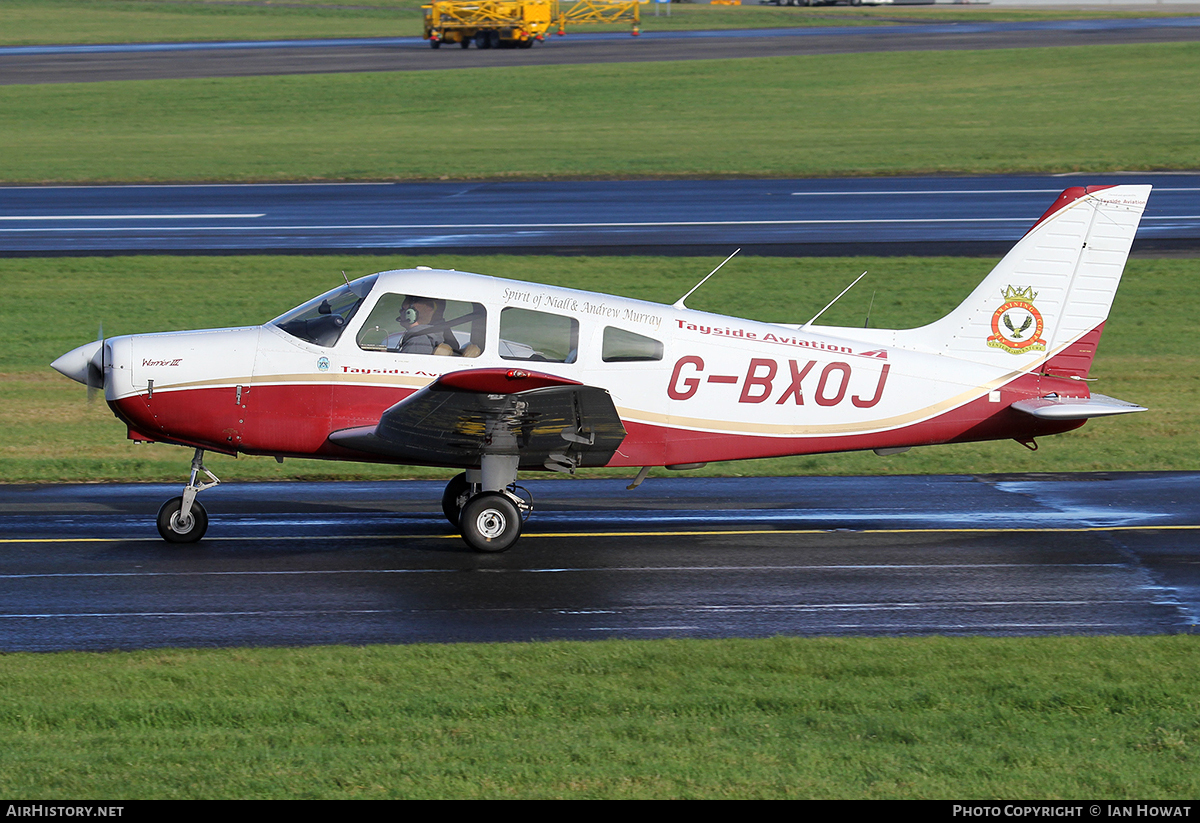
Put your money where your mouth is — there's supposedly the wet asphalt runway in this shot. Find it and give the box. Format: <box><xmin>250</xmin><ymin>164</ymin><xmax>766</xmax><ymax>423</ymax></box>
<box><xmin>2</xmin><ymin>473</ymin><xmax>1196</xmax><ymax>651</ymax></box>
<box><xmin>6</xmin><ymin>174</ymin><xmax>1200</xmax><ymax>256</ymax></box>
<box><xmin>3</xmin><ymin>18</ymin><xmax>1200</xmax><ymax>84</ymax></box>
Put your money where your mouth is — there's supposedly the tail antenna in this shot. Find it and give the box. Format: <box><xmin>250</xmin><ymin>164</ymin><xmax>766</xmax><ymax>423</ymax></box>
<box><xmin>673</xmin><ymin>249</ymin><xmax>740</xmax><ymax>310</ymax></box>
<box><xmin>802</xmin><ymin>271</ymin><xmax>867</xmax><ymax>330</ymax></box>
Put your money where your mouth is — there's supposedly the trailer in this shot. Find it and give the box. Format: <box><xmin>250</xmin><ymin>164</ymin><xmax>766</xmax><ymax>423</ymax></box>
<box><xmin>557</xmin><ymin>0</ymin><xmax>641</xmax><ymax>33</ymax></box>
<box><xmin>423</xmin><ymin>0</ymin><xmax>640</xmax><ymax>49</ymax></box>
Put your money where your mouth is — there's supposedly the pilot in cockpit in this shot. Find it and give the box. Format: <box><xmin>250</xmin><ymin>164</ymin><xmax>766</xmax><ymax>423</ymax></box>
<box><xmin>386</xmin><ymin>296</ymin><xmax>453</xmax><ymax>355</ymax></box>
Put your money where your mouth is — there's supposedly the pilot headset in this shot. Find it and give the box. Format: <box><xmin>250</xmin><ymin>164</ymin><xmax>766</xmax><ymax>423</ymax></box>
<box><xmin>400</xmin><ymin>296</ymin><xmax>419</xmax><ymax>325</ymax></box>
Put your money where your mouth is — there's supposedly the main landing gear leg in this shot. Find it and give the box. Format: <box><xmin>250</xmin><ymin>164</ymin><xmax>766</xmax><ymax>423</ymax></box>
<box><xmin>156</xmin><ymin>447</ymin><xmax>220</xmax><ymax>544</ymax></box>
<box><xmin>447</xmin><ymin>454</ymin><xmax>530</xmax><ymax>553</ymax></box>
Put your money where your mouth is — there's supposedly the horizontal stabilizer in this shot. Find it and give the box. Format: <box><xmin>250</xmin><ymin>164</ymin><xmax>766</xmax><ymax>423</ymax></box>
<box><xmin>1010</xmin><ymin>393</ymin><xmax>1147</xmax><ymax>420</ymax></box>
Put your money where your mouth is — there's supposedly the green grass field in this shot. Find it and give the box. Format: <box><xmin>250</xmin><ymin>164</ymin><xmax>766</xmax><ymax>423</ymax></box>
<box><xmin>2</xmin><ymin>637</ymin><xmax>1198</xmax><ymax>799</ymax></box>
<box><xmin>5</xmin><ymin>43</ymin><xmax>1199</xmax><ymax>182</ymax></box>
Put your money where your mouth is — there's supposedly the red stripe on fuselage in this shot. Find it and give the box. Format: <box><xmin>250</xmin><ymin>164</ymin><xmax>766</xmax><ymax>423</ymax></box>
<box><xmin>110</xmin><ymin>361</ymin><xmax>1087</xmax><ymax>467</ymax></box>
<box><xmin>112</xmin><ymin>382</ymin><xmax>417</xmax><ymax>460</ymax></box>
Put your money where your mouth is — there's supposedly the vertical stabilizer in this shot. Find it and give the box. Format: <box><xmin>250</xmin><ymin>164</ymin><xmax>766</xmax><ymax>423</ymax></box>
<box><xmin>902</xmin><ymin>185</ymin><xmax>1150</xmax><ymax>371</ymax></box>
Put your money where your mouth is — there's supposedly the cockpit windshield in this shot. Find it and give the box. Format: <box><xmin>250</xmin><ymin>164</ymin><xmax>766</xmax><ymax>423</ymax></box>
<box><xmin>270</xmin><ymin>275</ymin><xmax>378</xmax><ymax>347</ymax></box>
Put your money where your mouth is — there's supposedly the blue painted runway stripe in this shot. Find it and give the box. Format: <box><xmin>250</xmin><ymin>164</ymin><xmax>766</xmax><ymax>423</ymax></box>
<box><xmin>0</xmin><ymin>37</ymin><xmax>420</xmax><ymax>56</ymax></box>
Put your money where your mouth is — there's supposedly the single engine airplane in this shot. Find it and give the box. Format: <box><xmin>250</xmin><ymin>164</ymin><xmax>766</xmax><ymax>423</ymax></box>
<box><xmin>53</xmin><ymin>185</ymin><xmax>1150</xmax><ymax>551</ymax></box>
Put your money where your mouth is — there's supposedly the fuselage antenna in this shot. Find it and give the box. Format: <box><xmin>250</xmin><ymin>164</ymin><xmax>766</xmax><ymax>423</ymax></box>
<box><xmin>673</xmin><ymin>249</ymin><xmax>740</xmax><ymax>310</ymax></box>
<box><xmin>802</xmin><ymin>271</ymin><xmax>867</xmax><ymax>330</ymax></box>
<box><xmin>341</xmin><ymin>270</ymin><xmax>351</xmax><ymax>286</ymax></box>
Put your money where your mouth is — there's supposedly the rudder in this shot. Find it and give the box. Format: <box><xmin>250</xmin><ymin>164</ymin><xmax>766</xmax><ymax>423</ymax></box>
<box><xmin>904</xmin><ymin>185</ymin><xmax>1151</xmax><ymax>373</ymax></box>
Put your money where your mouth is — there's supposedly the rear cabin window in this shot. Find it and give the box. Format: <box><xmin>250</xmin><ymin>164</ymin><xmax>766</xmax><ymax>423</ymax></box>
<box><xmin>602</xmin><ymin>327</ymin><xmax>663</xmax><ymax>362</ymax></box>
<box><xmin>499</xmin><ymin>307</ymin><xmax>578</xmax><ymax>363</ymax></box>
<box><xmin>356</xmin><ymin>294</ymin><xmax>486</xmax><ymax>358</ymax></box>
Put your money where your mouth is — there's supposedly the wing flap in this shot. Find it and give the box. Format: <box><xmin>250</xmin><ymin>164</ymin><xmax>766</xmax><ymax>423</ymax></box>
<box><xmin>1010</xmin><ymin>393</ymin><xmax>1147</xmax><ymax>420</ymax></box>
<box><xmin>328</xmin><ymin>369</ymin><xmax>626</xmax><ymax>470</ymax></box>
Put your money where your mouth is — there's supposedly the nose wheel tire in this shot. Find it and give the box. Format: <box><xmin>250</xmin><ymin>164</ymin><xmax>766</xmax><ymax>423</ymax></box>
<box><xmin>156</xmin><ymin>496</ymin><xmax>209</xmax><ymax>544</ymax></box>
<box><xmin>459</xmin><ymin>492</ymin><xmax>521</xmax><ymax>553</ymax></box>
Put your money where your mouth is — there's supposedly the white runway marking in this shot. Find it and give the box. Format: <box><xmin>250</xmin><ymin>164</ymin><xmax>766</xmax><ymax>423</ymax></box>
<box><xmin>0</xmin><ymin>214</ymin><xmax>264</xmax><ymax>221</ymax></box>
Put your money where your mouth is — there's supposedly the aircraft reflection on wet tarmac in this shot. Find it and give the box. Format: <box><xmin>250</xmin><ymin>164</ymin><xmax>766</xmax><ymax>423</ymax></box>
<box><xmin>1</xmin><ymin>474</ymin><xmax>1196</xmax><ymax>651</ymax></box>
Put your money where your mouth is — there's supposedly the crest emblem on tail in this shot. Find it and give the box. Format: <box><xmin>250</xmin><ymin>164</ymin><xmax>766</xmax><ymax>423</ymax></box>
<box><xmin>988</xmin><ymin>286</ymin><xmax>1046</xmax><ymax>354</ymax></box>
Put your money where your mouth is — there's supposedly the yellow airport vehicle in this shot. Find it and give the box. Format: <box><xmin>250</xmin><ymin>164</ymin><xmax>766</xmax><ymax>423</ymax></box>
<box><xmin>423</xmin><ymin>0</ymin><xmax>640</xmax><ymax>49</ymax></box>
<box><xmin>423</xmin><ymin>0</ymin><xmax>553</xmax><ymax>48</ymax></box>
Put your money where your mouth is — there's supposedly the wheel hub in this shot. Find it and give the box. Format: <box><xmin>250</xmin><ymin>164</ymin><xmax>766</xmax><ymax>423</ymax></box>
<box><xmin>475</xmin><ymin>508</ymin><xmax>507</xmax><ymax>539</ymax></box>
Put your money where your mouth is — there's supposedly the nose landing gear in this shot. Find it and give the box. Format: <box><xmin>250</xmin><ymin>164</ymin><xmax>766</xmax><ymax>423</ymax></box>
<box><xmin>156</xmin><ymin>448</ymin><xmax>220</xmax><ymax>543</ymax></box>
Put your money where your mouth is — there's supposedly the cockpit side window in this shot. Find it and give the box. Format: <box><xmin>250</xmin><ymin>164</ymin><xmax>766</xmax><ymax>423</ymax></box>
<box><xmin>499</xmin><ymin>307</ymin><xmax>578</xmax><ymax>363</ymax></box>
<box><xmin>272</xmin><ymin>275</ymin><xmax>378</xmax><ymax>348</ymax></box>
<box><xmin>357</xmin><ymin>294</ymin><xmax>486</xmax><ymax>358</ymax></box>
<box><xmin>602</xmin><ymin>326</ymin><xmax>663</xmax><ymax>362</ymax></box>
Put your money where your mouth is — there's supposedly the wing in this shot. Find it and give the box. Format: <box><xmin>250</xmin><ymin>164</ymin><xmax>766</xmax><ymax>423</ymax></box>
<box><xmin>328</xmin><ymin>368</ymin><xmax>627</xmax><ymax>472</ymax></box>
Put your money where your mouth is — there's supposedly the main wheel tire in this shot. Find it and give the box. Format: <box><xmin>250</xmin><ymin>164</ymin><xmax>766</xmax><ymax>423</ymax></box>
<box><xmin>459</xmin><ymin>492</ymin><xmax>521</xmax><ymax>553</ymax></box>
<box><xmin>441</xmin><ymin>472</ymin><xmax>470</xmax><ymax>527</ymax></box>
<box><xmin>156</xmin><ymin>496</ymin><xmax>208</xmax><ymax>544</ymax></box>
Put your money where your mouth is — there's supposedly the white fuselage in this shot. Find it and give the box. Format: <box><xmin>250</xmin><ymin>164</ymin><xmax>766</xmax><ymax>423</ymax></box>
<box><xmin>98</xmin><ymin>268</ymin><xmax>1082</xmax><ymax>467</ymax></box>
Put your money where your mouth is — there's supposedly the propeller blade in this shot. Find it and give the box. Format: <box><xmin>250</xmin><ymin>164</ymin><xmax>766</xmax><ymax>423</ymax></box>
<box><xmin>87</xmin><ymin>330</ymin><xmax>104</xmax><ymax>402</ymax></box>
